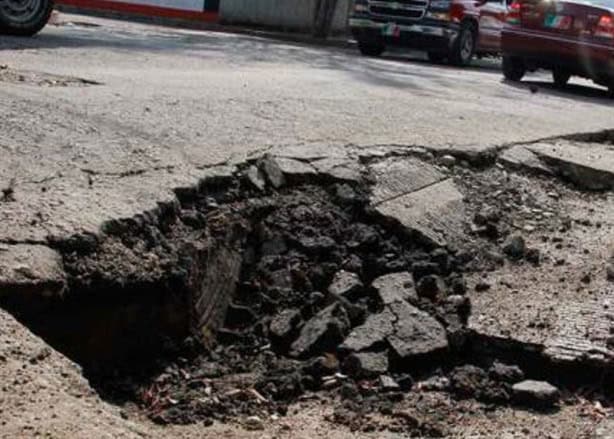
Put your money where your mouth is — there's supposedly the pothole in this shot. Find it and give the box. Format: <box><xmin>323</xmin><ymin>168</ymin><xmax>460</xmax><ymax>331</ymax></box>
<box><xmin>0</xmin><ymin>65</ymin><xmax>102</xmax><ymax>87</ymax></box>
<box><xmin>1</xmin><ymin>149</ymin><xmax>612</xmax><ymax>435</ymax></box>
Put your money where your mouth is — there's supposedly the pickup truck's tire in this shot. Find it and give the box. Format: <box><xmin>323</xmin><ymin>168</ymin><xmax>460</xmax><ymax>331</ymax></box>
<box><xmin>0</xmin><ymin>0</ymin><xmax>53</xmax><ymax>36</ymax></box>
<box><xmin>552</xmin><ymin>68</ymin><xmax>571</xmax><ymax>88</ymax></box>
<box><xmin>358</xmin><ymin>41</ymin><xmax>385</xmax><ymax>57</ymax></box>
<box><xmin>502</xmin><ymin>56</ymin><xmax>526</xmax><ymax>82</ymax></box>
<box><xmin>428</xmin><ymin>52</ymin><xmax>446</xmax><ymax>63</ymax></box>
<box><xmin>449</xmin><ymin>22</ymin><xmax>476</xmax><ymax>66</ymax></box>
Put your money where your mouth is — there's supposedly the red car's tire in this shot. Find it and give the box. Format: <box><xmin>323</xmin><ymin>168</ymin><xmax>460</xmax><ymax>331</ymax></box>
<box><xmin>502</xmin><ymin>56</ymin><xmax>526</xmax><ymax>82</ymax></box>
<box><xmin>552</xmin><ymin>68</ymin><xmax>571</xmax><ymax>88</ymax></box>
<box><xmin>0</xmin><ymin>0</ymin><xmax>53</xmax><ymax>36</ymax></box>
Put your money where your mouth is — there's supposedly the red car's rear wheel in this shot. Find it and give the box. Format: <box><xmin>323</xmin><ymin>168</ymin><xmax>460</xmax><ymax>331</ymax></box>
<box><xmin>552</xmin><ymin>68</ymin><xmax>571</xmax><ymax>88</ymax></box>
<box><xmin>502</xmin><ymin>56</ymin><xmax>526</xmax><ymax>82</ymax></box>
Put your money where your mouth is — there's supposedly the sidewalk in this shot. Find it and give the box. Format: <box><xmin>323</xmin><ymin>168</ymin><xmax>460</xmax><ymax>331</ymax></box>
<box><xmin>54</xmin><ymin>4</ymin><xmax>355</xmax><ymax>49</ymax></box>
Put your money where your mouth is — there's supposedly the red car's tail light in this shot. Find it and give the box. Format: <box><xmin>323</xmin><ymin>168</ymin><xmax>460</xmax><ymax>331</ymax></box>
<box><xmin>507</xmin><ymin>1</ymin><xmax>521</xmax><ymax>25</ymax></box>
<box><xmin>595</xmin><ymin>15</ymin><xmax>614</xmax><ymax>39</ymax></box>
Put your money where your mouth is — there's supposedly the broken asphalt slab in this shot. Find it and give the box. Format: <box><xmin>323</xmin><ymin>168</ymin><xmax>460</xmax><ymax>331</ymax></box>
<box><xmin>0</xmin><ymin>244</ymin><xmax>66</xmax><ymax>297</ymax></box>
<box><xmin>499</xmin><ymin>138</ymin><xmax>614</xmax><ymax>191</ymax></box>
<box><xmin>528</xmin><ymin>141</ymin><xmax>614</xmax><ymax>190</ymax></box>
<box><xmin>374</xmin><ymin>178</ymin><xmax>466</xmax><ymax>247</ymax></box>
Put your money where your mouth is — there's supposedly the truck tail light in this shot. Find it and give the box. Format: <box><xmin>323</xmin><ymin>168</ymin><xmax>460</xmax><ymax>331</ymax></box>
<box><xmin>507</xmin><ymin>1</ymin><xmax>521</xmax><ymax>25</ymax></box>
<box><xmin>595</xmin><ymin>15</ymin><xmax>614</xmax><ymax>39</ymax></box>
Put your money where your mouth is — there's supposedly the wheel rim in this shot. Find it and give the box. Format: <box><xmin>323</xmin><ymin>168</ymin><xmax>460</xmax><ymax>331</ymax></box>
<box><xmin>0</xmin><ymin>0</ymin><xmax>42</xmax><ymax>24</ymax></box>
<box><xmin>460</xmin><ymin>30</ymin><xmax>474</xmax><ymax>62</ymax></box>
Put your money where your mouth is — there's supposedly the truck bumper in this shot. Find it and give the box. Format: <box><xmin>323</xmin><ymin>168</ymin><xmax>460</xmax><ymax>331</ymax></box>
<box><xmin>349</xmin><ymin>17</ymin><xmax>458</xmax><ymax>51</ymax></box>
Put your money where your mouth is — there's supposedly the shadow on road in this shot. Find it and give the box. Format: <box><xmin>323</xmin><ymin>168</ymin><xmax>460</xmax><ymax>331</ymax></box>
<box><xmin>0</xmin><ymin>25</ymin><xmax>470</xmax><ymax>93</ymax></box>
<box><xmin>0</xmin><ymin>20</ymin><xmax>611</xmax><ymax>104</ymax></box>
<box><xmin>503</xmin><ymin>79</ymin><xmax>613</xmax><ymax>106</ymax></box>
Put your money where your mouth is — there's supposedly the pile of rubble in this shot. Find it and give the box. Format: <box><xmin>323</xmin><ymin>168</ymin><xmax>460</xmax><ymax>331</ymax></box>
<box><xmin>4</xmin><ymin>146</ymin><xmax>612</xmax><ymax>435</ymax></box>
<box><xmin>91</xmin><ymin>156</ymin><xmax>566</xmax><ymax>431</ymax></box>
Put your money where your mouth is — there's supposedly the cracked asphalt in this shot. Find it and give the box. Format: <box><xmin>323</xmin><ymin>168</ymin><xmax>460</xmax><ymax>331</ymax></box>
<box><xmin>1</xmin><ymin>13</ymin><xmax>613</xmax><ymax>243</ymax></box>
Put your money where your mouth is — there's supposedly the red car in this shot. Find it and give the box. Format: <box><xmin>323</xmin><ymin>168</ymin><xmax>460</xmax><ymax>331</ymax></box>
<box><xmin>501</xmin><ymin>0</ymin><xmax>614</xmax><ymax>96</ymax></box>
<box><xmin>349</xmin><ymin>0</ymin><xmax>510</xmax><ymax>66</ymax></box>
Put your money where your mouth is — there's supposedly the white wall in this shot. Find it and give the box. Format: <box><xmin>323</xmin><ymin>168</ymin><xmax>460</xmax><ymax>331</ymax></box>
<box><xmin>111</xmin><ymin>0</ymin><xmax>206</xmax><ymax>12</ymax></box>
<box><xmin>219</xmin><ymin>0</ymin><xmax>350</xmax><ymax>33</ymax></box>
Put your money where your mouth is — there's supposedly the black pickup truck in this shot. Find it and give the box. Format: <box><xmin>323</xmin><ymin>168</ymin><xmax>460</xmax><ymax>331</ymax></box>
<box><xmin>0</xmin><ymin>0</ymin><xmax>54</xmax><ymax>36</ymax></box>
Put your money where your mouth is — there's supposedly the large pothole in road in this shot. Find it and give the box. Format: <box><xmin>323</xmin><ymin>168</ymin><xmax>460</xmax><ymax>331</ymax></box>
<box><xmin>1</xmin><ymin>146</ymin><xmax>612</xmax><ymax>435</ymax></box>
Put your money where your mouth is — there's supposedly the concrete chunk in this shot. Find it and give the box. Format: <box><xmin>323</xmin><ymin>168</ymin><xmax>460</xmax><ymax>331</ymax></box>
<box><xmin>343</xmin><ymin>351</ymin><xmax>389</xmax><ymax>378</ymax></box>
<box><xmin>328</xmin><ymin>270</ymin><xmax>363</xmax><ymax>299</ymax></box>
<box><xmin>290</xmin><ymin>303</ymin><xmax>349</xmax><ymax>358</ymax></box>
<box><xmin>512</xmin><ymin>380</ymin><xmax>559</xmax><ymax>407</ymax></box>
<box><xmin>273</xmin><ymin>157</ymin><xmax>318</xmax><ymax>179</ymax></box>
<box><xmin>259</xmin><ymin>155</ymin><xmax>285</xmax><ymax>188</ymax></box>
<box><xmin>528</xmin><ymin>142</ymin><xmax>614</xmax><ymax>190</ymax></box>
<box><xmin>375</xmin><ymin>178</ymin><xmax>465</xmax><ymax>247</ymax></box>
<box><xmin>387</xmin><ymin>301</ymin><xmax>448</xmax><ymax>359</ymax></box>
<box><xmin>499</xmin><ymin>145</ymin><xmax>552</xmax><ymax>175</ymax></box>
<box><xmin>369</xmin><ymin>157</ymin><xmax>445</xmax><ymax>205</ymax></box>
<box><xmin>341</xmin><ymin>307</ymin><xmax>395</xmax><ymax>352</ymax></box>
<box><xmin>311</xmin><ymin>157</ymin><xmax>363</xmax><ymax>183</ymax></box>
<box><xmin>372</xmin><ymin>272</ymin><xmax>418</xmax><ymax>305</ymax></box>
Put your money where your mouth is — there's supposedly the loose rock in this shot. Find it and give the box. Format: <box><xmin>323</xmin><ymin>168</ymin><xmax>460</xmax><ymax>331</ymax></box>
<box><xmin>328</xmin><ymin>271</ymin><xmax>363</xmax><ymax>299</ymax></box>
<box><xmin>259</xmin><ymin>155</ymin><xmax>285</xmax><ymax>189</ymax></box>
<box><xmin>341</xmin><ymin>308</ymin><xmax>395</xmax><ymax>352</ymax></box>
<box><xmin>343</xmin><ymin>352</ymin><xmax>389</xmax><ymax>378</ymax></box>
<box><xmin>387</xmin><ymin>301</ymin><xmax>448</xmax><ymax>359</ymax></box>
<box><xmin>488</xmin><ymin>361</ymin><xmax>525</xmax><ymax>383</ymax></box>
<box><xmin>439</xmin><ymin>155</ymin><xmax>456</xmax><ymax>167</ymax></box>
<box><xmin>270</xmin><ymin>309</ymin><xmax>302</xmax><ymax>345</ymax></box>
<box><xmin>512</xmin><ymin>380</ymin><xmax>560</xmax><ymax>408</ymax></box>
<box><xmin>290</xmin><ymin>304</ymin><xmax>350</xmax><ymax>358</ymax></box>
<box><xmin>503</xmin><ymin>234</ymin><xmax>526</xmax><ymax>260</ymax></box>
<box><xmin>379</xmin><ymin>375</ymin><xmax>400</xmax><ymax>392</ymax></box>
<box><xmin>246</xmin><ymin>166</ymin><xmax>266</xmax><ymax>191</ymax></box>
<box><xmin>243</xmin><ymin>415</ymin><xmax>265</xmax><ymax>431</ymax></box>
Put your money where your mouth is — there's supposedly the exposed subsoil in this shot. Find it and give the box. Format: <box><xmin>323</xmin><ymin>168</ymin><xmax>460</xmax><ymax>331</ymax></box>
<box><xmin>77</xmin><ymin>158</ymin><xmax>610</xmax><ymax>435</ymax></box>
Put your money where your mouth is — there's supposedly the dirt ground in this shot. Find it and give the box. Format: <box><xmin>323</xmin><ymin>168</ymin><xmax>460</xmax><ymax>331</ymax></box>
<box><xmin>0</xmin><ymin>306</ymin><xmax>610</xmax><ymax>439</ymax></box>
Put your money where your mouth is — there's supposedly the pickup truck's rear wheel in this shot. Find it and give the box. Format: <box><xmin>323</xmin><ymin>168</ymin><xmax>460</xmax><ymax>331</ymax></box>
<box><xmin>0</xmin><ymin>0</ymin><xmax>53</xmax><ymax>36</ymax></box>
<box><xmin>502</xmin><ymin>56</ymin><xmax>526</xmax><ymax>82</ymax></box>
<box><xmin>449</xmin><ymin>22</ymin><xmax>476</xmax><ymax>66</ymax></box>
<box><xmin>552</xmin><ymin>68</ymin><xmax>571</xmax><ymax>88</ymax></box>
<box><xmin>428</xmin><ymin>52</ymin><xmax>446</xmax><ymax>63</ymax></box>
<box><xmin>358</xmin><ymin>41</ymin><xmax>385</xmax><ymax>57</ymax></box>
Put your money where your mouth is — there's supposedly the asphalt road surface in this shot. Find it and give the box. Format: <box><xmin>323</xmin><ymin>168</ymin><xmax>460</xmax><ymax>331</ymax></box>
<box><xmin>1</xmin><ymin>13</ymin><xmax>613</xmax><ymax>243</ymax></box>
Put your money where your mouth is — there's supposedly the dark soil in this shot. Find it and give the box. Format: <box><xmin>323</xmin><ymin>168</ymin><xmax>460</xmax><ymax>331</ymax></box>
<box><xmin>90</xmin><ymin>179</ymin><xmax>473</xmax><ymax>427</ymax></box>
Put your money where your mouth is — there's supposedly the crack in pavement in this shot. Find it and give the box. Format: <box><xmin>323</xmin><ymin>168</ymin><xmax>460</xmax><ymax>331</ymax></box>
<box><xmin>80</xmin><ymin>165</ymin><xmax>176</xmax><ymax>178</ymax></box>
<box><xmin>372</xmin><ymin>177</ymin><xmax>451</xmax><ymax>207</ymax></box>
